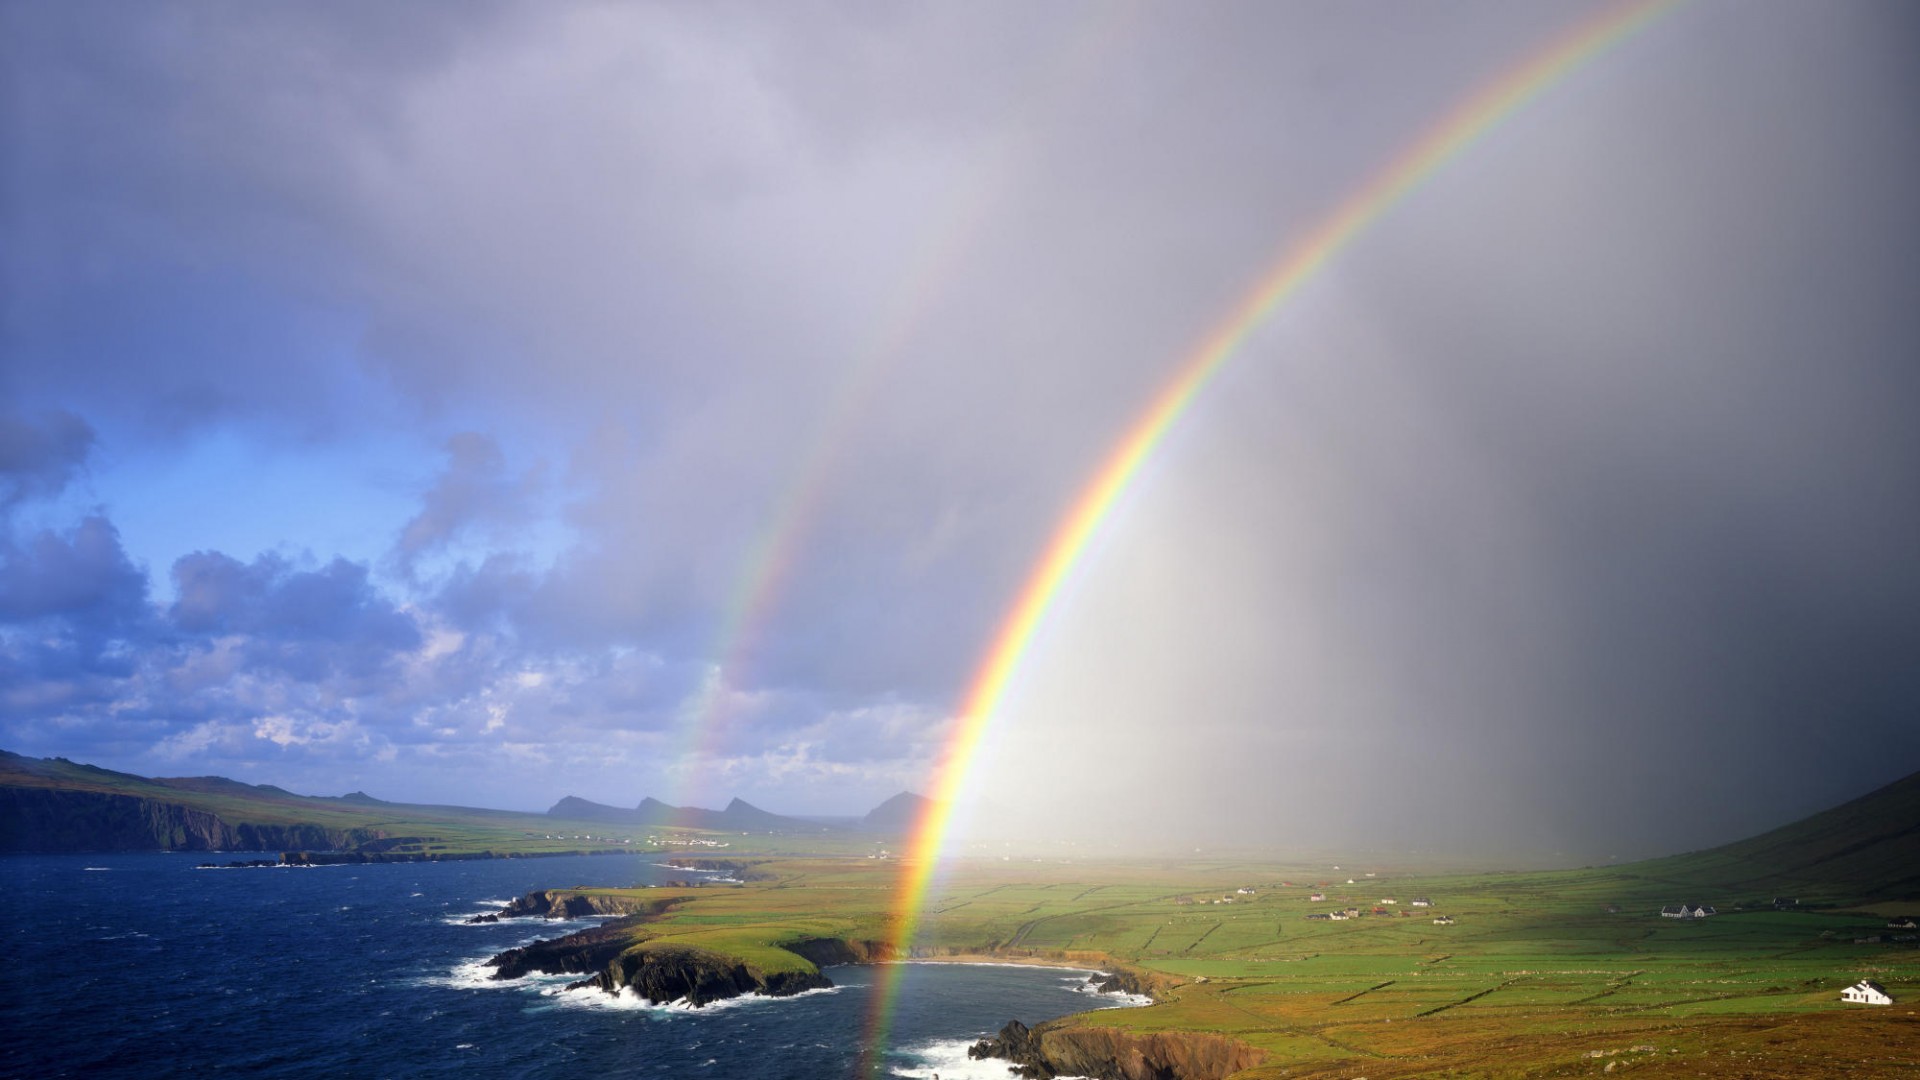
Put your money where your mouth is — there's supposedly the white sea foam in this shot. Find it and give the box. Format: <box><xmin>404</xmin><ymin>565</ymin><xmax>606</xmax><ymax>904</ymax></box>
<box><xmin>421</xmin><ymin>949</ymin><xmax>580</xmax><ymax>992</ymax></box>
<box><xmin>891</xmin><ymin>1038</ymin><xmax>1098</xmax><ymax>1080</ymax></box>
<box><xmin>544</xmin><ymin>982</ymin><xmax>844</xmax><ymax>1014</ymax></box>
<box><xmin>83</xmin><ymin>867</ymin><xmax>111</xmax><ymax>871</ymax></box>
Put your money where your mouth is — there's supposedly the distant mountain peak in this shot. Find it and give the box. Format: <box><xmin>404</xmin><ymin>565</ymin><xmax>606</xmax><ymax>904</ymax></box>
<box><xmin>862</xmin><ymin>791</ymin><xmax>933</xmax><ymax>832</ymax></box>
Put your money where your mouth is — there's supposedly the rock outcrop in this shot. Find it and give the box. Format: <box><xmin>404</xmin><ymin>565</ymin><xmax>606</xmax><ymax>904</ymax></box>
<box><xmin>970</xmin><ymin>1019</ymin><xmax>1262</xmax><ymax>1080</ymax></box>
<box><xmin>484</xmin><ymin>889</ymin><xmax>679</xmax><ymax>921</ymax></box>
<box><xmin>1086</xmin><ymin>966</ymin><xmax>1157</xmax><ymax>998</ymax></box>
<box><xmin>486</xmin><ymin>926</ymin><xmax>895</xmax><ymax>1007</ymax></box>
<box><xmin>592</xmin><ymin>943</ymin><xmax>832</xmax><ymax>1006</ymax></box>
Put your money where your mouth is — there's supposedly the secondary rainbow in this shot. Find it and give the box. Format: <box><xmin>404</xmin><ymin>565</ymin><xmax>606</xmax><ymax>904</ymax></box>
<box><xmin>857</xmin><ymin>0</ymin><xmax>1682</xmax><ymax>1072</ymax></box>
<box><xmin>660</xmin><ymin>8</ymin><xmax>1145</xmax><ymax>814</ymax></box>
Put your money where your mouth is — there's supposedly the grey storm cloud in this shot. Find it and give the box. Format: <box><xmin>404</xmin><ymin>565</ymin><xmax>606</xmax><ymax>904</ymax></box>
<box><xmin>0</xmin><ymin>410</ymin><xmax>95</xmax><ymax>510</ymax></box>
<box><xmin>2</xmin><ymin>1</ymin><xmax>1917</xmax><ymax>844</ymax></box>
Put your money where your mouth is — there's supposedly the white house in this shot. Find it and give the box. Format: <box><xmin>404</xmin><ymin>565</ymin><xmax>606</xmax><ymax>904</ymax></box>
<box><xmin>1432</xmin><ymin>915</ymin><xmax>1455</xmax><ymax>926</ymax></box>
<box><xmin>1309</xmin><ymin>893</ymin><xmax>1326</xmax><ymax>902</ymax></box>
<box><xmin>1410</xmin><ymin>897</ymin><xmax>1432</xmax><ymax>907</ymax></box>
<box><xmin>1840</xmin><ymin>980</ymin><xmax>1893</xmax><ymax>1005</ymax></box>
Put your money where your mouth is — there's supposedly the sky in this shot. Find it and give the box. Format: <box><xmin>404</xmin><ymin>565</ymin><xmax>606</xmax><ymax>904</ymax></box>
<box><xmin>3</xmin><ymin>0</ymin><xmax>1917</xmax><ymax>862</ymax></box>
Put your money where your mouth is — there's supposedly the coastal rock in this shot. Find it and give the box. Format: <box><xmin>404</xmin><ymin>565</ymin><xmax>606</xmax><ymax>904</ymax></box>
<box><xmin>491</xmin><ymin>888</ymin><xmax>673</xmax><ymax>920</ymax></box>
<box><xmin>970</xmin><ymin>1019</ymin><xmax>1261</xmax><ymax>1080</ymax></box>
<box><xmin>1087</xmin><ymin>968</ymin><xmax>1153</xmax><ymax>997</ymax></box>
<box><xmin>597</xmin><ymin>943</ymin><xmax>831</xmax><ymax>1006</ymax></box>
<box><xmin>488</xmin><ymin>916</ymin><xmax>651</xmax><ymax>980</ymax></box>
<box><xmin>487</xmin><ymin>927</ymin><xmax>886</xmax><ymax>1007</ymax></box>
<box><xmin>782</xmin><ymin>937</ymin><xmax>897</xmax><ymax>967</ymax></box>
<box><xmin>660</xmin><ymin>858</ymin><xmax>774</xmax><ymax>882</ymax></box>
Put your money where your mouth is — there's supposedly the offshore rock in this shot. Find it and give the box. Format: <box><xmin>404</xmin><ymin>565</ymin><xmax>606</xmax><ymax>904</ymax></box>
<box><xmin>594</xmin><ymin>943</ymin><xmax>832</xmax><ymax>1006</ymax></box>
<box><xmin>970</xmin><ymin>1019</ymin><xmax>1262</xmax><ymax>1080</ymax></box>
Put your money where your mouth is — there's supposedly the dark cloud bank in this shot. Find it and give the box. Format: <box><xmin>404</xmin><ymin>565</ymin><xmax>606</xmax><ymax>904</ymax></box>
<box><xmin>2</xmin><ymin>1</ymin><xmax>1918</xmax><ymax>860</ymax></box>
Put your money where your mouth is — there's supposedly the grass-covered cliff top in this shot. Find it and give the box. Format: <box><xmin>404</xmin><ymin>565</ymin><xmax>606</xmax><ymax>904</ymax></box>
<box><xmin>523</xmin><ymin>852</ymin><xmax>1920</xmax><ymax>1076</ymax></box>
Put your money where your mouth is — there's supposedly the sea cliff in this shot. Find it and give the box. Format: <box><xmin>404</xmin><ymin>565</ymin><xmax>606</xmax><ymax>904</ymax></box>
<box><xmin>969</xmin><ymin>1018</ymin><xmax>1263</xmax><ymax>1080</ymax></box>
<box><xmin>483</xmin><ymin>904</ymin><xmax>898</xmax><ymax>1007</ymax></box>
<box><xmin>0</xmin><ymin>787</ymin><xmax>383</xmax><ymax>852</ymax></box>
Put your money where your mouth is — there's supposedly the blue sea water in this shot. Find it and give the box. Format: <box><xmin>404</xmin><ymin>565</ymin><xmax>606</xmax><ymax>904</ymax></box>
<box><xmin>1</xmin><ymin>853</ymin><xmax>1136</xmax><ymax>1079</ymax></box>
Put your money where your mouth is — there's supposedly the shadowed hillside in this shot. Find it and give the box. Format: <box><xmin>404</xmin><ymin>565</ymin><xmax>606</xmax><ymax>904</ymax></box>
<box><xmin>1618</xmin><ymin>768</ymin><xmax>1920</xmax><ymax>900</ymax></box>
<box><xmin>0</xmin><ymin>751</ymin><xmax>917</xmax><ymax>855</ymax></box>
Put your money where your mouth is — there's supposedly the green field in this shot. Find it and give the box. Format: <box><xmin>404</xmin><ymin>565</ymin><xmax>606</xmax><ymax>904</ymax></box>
<box><xmin>10</xmin><ymin>752</ymin><xmax>1920</xmax><ymax>1075</ymax></box>
<box><xmin>519</xmin><ymin>854</ymin><xmax>1920</xmax><ymax>1077</ymax></box>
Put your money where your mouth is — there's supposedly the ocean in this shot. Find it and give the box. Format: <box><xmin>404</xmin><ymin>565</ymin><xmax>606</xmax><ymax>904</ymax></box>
<box><xmin>1</xmin><ymin>852</ymin><xmax>1137</xmax><ymax>1079</ymax></box>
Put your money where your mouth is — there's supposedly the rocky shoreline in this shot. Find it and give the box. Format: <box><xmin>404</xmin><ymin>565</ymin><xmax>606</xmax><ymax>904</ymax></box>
<box><xmin>476</xmin><ymin>893</ymin><xmax>1171</xmax><ymax>1017</ymax></box>
<box><xmin>480</xmin><ymin>894</ymin><xmax>898</xmax><ymax>1007</ymax></box>
<box><xmin>967</xmin><ymin>1014</ymin><xmax>1263</xmax><ymax>1080</ymax></box>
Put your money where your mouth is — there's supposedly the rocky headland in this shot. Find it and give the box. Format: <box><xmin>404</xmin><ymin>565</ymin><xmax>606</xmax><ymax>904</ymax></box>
<box><xmin>2</xmin><ymin>786</ymin><xmax>386</xmax><ymax>853</ymax></box>
<box><xmin>968</xmin><ymin>1017</ymin><xmax>1262</xmax><ymax>1080</ymax></box>
<box><xmin>480</xmin><ymin>900</ymin><xmax>900</xmax><ymax>1007</ymax></box>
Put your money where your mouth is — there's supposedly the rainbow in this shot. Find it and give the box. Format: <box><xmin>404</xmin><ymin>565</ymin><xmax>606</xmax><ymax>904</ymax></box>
<box><xmin>661</xmin><ymin>7</ymin><xmax>1145</xmax><ymax>812</ymax></box>
<box><xmin>857</xmin><ymin>0</ymin><xmax>1681</xmax><ymax>1072</ymax></box>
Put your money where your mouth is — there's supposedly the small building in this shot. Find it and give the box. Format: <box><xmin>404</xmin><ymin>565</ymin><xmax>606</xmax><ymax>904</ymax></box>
<box><xmin>1305</xmin><ymin>912</ymin><xmax>1331</xmax><ymax>921</ymax></box>
<box><xmin>1380</xmin><ymin>898</ymin><xmax>1397</xmax><ymax>905</ymax></box>
<box><xmin>1309</xmin><ymin>892</ymin><xmax>1326</xmax><ymax>902</ymax></box>
<box><xmin>1887</xmin><ymin>916</ymin><xmax>1918</xmax><ymax>930</ymax></box>
<box><xmin>1841</xmin><ymin>980</ymin><xmax>1893</xmax><ymax>1005</ymax></box>
<box><xmin>1772</xmin><ymin>897</ymin><xmax>1798</xmax><ymax>910</ymax></box>
<box><xmin>1410</xmin><ymin>897</ymin><xmax>1432</xmax><ymax>907</ymax></box>
<box><xmin>1661</xmin><ymin>903</ymin><xmax>1716</xmax><ymax>919</ymax></box>
<box><xmin>1432</xmin><ymin>915</ymin><xmax>1454</xmax><ymax>926</ymax></box>
<box><xmin>1329</xmin><ymin>911</ymin><xmax>1350</xmax><ymax>921</ymax></box>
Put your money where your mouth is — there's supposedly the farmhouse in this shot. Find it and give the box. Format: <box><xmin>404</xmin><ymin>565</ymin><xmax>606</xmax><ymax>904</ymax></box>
<box><xmin>1887</xmin><ymin>916</ymin><xmax>1917</xmax><ymax>930</ymax></box>
<box><xmin>1410</xmin><ymin>897</ymin><xmax>1432</xmax><ymax>907</ymax></box>
<box><xmin>1772</xmin><ymin>897</ymin><xmax>1798</xmax><ymax>910</ymax></box>
<box><xmin>1309</xmin><ymin>893</ymin><xmax>1326</xmax><ymax>902</ymax></box>
<box><xmin>1432</xmin><ymin>915</ymin><xmax>1455</xmax><ymax>926</ymax></box>
<box><xmin>1660</xmin><ymin>903</ymin><xmax>1716</xmax><ymax>919</ymax></box>
<box><xmin>1840</xmin><ymin>980</ymin><xmax>1893</xmax><ymax>1005</ymax></box>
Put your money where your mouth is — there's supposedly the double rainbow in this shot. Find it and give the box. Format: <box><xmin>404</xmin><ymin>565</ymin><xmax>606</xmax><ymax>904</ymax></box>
<box><xmin>859</xmin><ymin>0</ymin><xmax>1681</xmax><ymax>1072</ymax></box>
<box><xmin>662</xmin><ymin>6</ymin><xmax>1145</xmax><ymax>812</ymax></box>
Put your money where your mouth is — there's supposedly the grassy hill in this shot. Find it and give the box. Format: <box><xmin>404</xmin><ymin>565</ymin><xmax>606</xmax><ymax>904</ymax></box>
<box><xmin>1621</xmin><ymin>769</ymin><xmax>1920</xmax><ymax>901</ymax></box>
<box><xmin>0</xmin><ymin>750</ymin><xmax>663</xmax><ymax>855</ymax></box>
<box><xmin>486</xmin><ymin>767</ymin><xmax>1920</xmax><ymax>1077</ymax></box>
<box><xmin>0</xmin><ymin>751</ymin><xmax>896</xmax><ymax>856</ymax></box>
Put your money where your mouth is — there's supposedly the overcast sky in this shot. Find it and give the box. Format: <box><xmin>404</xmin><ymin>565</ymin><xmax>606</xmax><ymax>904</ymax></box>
<box><xmin>4</xmin><ymin>0</ymin><xmax>1916</xmax><ymax>861</ymax></box>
